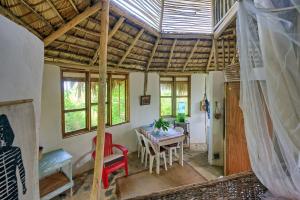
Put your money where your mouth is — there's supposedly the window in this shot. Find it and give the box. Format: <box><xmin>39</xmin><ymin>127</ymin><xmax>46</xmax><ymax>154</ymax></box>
<box><xmin>61</xmin><ymin>70</ymin><xmax>129</xmax><ymax>137</ymax></box>
<box><xmin>160</xmin><ymin>76</ymin><xmax>190</xmax><ymax>117</ymax></box>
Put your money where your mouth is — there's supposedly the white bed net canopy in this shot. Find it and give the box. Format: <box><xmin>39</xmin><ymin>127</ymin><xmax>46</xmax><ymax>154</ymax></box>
<box><xmin>237</xmin><ymin>0</ymin><xmax>300</xmax><ymax>199</ymax></box>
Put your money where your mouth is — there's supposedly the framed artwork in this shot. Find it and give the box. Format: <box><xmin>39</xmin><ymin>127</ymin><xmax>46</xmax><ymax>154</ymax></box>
<box><xmin>140</xmin><ymin>95</ymin><xmax>151</xmax><ymax>105</ymax></box>
<box><xmin>0</xmin><ymin>99</ymin><xmax>37</xmax><ymax>200</ymax></box>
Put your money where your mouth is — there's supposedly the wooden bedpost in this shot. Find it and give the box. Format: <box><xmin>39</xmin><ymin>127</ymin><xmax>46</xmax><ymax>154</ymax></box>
<box><xmin>90</xmin><ymin>0</ymin><xmax>109</xmax><ymax>199</ymax></box>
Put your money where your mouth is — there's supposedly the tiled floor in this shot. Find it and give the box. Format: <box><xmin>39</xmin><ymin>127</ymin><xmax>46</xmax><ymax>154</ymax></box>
<box><xmin>53</xmin><ymin>144</ymin><xmax>223</xmax><ymax>200</ymax></box>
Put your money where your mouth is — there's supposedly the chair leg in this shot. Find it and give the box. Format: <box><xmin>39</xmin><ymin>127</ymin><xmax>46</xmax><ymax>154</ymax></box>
<box><xmin>145</xmin><ymin>153</ymin><xmax>148</xmax><ymax>168</ymax></box>
<box><xmin>174</xmin><ymin>148</ymin><xmax>178</xmax><ymax>157</ymax></box>
<box><xmin>169</xmin><ymin>148</ymin><xmax>172</xmax><ymax>166</ymax></box>
<box><xmin>102</xmin><ymin>172</ymin><xmax>109</xmax><ymax>189</ymax></box>
<box><xmin>125</xmin><ymin>161</ymin><xmax>129</xmax><ymax>176</ymax></box>
<box><xmin>149</xmin><ymin>156</ymin><xmax>154</xmax><ymax>174</ymax></box>
<box><xmin>137</xmin><ymin>145</ymin><xmax>140</xmax><ymax>158</ymax></box>
<box><xmin>163</xmin><ymin>152</ymin><xmax>167</xmax><ymax>171</ymax></box>
<box><xmin>141</xmin><ymin>147</ymin><xmax>145</xmax><ymax>163</ymax></box>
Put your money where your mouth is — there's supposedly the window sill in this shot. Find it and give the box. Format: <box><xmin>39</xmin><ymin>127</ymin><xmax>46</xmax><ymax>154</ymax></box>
<box><xmin>62</xmin><ymin>121</ymin><xmax>131</xmax><ymax>138</ymax></box>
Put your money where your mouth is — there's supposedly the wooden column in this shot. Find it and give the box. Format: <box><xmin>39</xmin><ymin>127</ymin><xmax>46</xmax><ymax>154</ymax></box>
<box><xmin>90</xmin><ymin>0</ymin><xmax>109</xmax><ymax>199</ymax></box>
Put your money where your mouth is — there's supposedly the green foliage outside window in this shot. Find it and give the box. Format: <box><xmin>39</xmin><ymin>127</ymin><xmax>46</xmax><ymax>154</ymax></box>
<box><xmin>62</xmin><ymin>71</ymin><xmax>129</xmax><ymax>137</ymax></box>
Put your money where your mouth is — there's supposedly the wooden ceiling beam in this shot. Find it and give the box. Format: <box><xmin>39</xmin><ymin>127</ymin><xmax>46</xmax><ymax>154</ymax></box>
<box><xmin>44</xmin><ymin>2</ymin><xmax>102</xmax><ymax>46</ymax></box>
<box><xmin>118</xmin><ymin>28</ymin><xmax>144</xmax><ymax>66</ymax></box>
<box><xmin>110</xmin><ymin>1</ymin><xmax>159</xmax><ymax>37</ymax></box>
<box><xmin>182</xmin><ymin>39</ymin><xmax>199</xmax><ymax>72</ymax></box>
<box><xmin>146</xmin><ymin>37</ymin><xmax>160</xmax><ymax>71</ymax></box>
<box><xmin>19</xmin><ymin>0</ymin><xmax>54</xmax><ymax>30</ymax></box>
<box><xmin>166</xmin><ymin>39</ymin><xmax>177</xmax><ymax>70</ymax></box>
<box><xmin>45</xmin><ymin>0</ymin><xmax>65</xmax><ymax>23</ymax></box>
<box><xmin>0</xmin><ymin>5</ymin><xmax>43</xmax><ymax>39</ymax></box>
<box><xmin>90</xmin><ymin>16</ymin><xmax>125</xmax><ymax>65</ymax></box>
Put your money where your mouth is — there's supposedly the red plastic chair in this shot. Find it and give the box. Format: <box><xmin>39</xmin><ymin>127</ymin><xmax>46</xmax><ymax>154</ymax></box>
<box><xmin>92</xmin><ymin>132</ymin><xmax>128</xmax><ymax>189</ymax></box>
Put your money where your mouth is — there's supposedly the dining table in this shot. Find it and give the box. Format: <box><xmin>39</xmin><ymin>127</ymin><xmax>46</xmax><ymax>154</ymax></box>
<box><xmin>139</xmin><ymin>125</ymin><xmax>185</xmax><ymax>174</ymax></box>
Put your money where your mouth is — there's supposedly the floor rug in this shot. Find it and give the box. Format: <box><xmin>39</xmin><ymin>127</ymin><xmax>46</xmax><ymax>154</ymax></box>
<box><xmin>116</xmin><ymin>162</ymin><xmax>207</xmax><ymax>200</ymax></box>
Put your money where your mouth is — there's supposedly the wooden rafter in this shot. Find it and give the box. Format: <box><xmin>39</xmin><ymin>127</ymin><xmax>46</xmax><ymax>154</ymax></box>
<box><xmin>19</xmin><ymin>0</ymin><xmax>53</xmax><ymax>30</ymax></box>
<box><xmin>222</xmin><ymin>39</ymin><xmax>225</xmax><ymax>68</ymax></box>
<box><xmin>206</xmin><ymin>44</ymin><xmax>214</xmax><ymax>72</ymax></box>
<box><xmin>214</xmin><ymin>1</ymin><xmax>238</xmax><ymax>39</ymax></box>
<box><xmin>146</xmin><ymin>37</ymin><xmax>160</xmax><ymax>71</ymax></box>
<box><xmin>0</xmin><ymin>5</ymin><xmax>43</xmax><ymax>39</ymax></box>
<box><xmin>90</xmin><ymin>0</ymin><xmax>109</xmax><ymax>199</ymax></box>
<box><xmin>213</xmin><ymin>39</ymin><xmax>219</xmax><ymax>70</ymax></box>
<box><xmin>44</xmin><ymin>2</ymin><xmax>102</xmax><ymax>46</ymax></box>
<box><xmin>74</xmin><ymin>26</ymin><xmax>98</xmax><ymax>37</ymax></box>
<box><xmin>118</xmin><ymin>28</ymin><xmax>144</xmax><ymax>66</ymax></box>
<box><xmin>182</xmin><ymin>39</ymin><xmax>199</xmax><ymax>72</ymax></box>
<box><xmin>53</xmin><ymin>41</ymin><xmax>95</xmax><ymax>52</ymax></box>
<box><xmin>45</xmin><ymin>0</ymin><xmax>65</xmax><ymax>22</ymax></box>
<box><xmin>110</xmin><ymin>0</ymin><xmax>159</xmax><ymax>37</ymax></box>
<box><xmin>90</xmin><ymin>17</ymin><xmax>125</xmax><ymax>65</ymax></box>
<box><xmin>166</xmin><ymin>39</ymin><xmax>177</xmax><ymax>70</ymax></box>
<box><xmin>67</xmin><ymin>0</ymin><xmax>79</xmax><ymax>14</ymax></box>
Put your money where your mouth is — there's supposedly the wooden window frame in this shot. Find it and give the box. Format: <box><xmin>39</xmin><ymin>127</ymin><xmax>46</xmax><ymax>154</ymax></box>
<box><xmin>61</xmin><ymin>70</ymin><xmax>130</xmax><ymax>138</ymax></box>
<box><xmin>159</xmin><ymin>75</ymin><xmax>191</xmax><ymax>118</ymax></box>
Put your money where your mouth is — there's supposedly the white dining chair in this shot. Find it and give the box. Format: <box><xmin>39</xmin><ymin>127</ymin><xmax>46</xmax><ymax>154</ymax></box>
<box><xmin>164</xmin><ymin>126</ymin><xmax>184</xmax><ymax>166</ymax></box>
<box><xmin>141</xmin><ymin>134</ymin><xmax>167</xmax><ymax>174</ymax></box>
<box><xmin>135</xmin><ymin>129</ymin><xmax>146</xmax><ymax>163</ymax></box>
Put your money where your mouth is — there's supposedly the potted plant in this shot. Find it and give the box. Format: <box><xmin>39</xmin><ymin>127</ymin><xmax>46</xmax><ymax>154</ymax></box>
<box><xmin>176</xmin><ymin>113</ymin><xmax>186</xmax><ymax>123</ymax></box>
<box><xmin>154</xmin><ymin>118</ymin><xmax>169</xmax><ymax>133</ymax></box>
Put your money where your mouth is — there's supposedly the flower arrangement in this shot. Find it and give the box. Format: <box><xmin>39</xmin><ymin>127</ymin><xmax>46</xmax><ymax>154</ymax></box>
<box><xmin>154</xmin><ymin>118</ymin><xmax>169</xmax><ymax>132</ymax></box>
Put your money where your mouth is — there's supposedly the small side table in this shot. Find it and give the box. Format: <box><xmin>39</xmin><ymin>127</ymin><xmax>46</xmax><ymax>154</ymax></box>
<box><xmin>39</xmin><ymin>149</ymin><xmax>73</xmax><ymax>200</ymax></box>
<box><xmin>174</xmin><ymin>121</ymin><xmax>190</xmax><ymax>149</ymax></box>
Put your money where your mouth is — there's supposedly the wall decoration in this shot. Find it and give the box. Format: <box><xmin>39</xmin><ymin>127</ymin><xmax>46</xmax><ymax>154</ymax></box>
<box><xmin>0</xmin><ymin>100</ymin><xmax>37</xmax><ymax>200</ymax></box>
<box><xmin>140</xmin><ymin>95</ymin><xmax>151</xmax><ymax>105</ymax></box>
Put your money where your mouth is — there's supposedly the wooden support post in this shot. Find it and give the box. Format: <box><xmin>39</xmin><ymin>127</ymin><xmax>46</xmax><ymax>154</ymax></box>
<box><xmin>90</xmin><ymin>0</ymin><xmax>109</xmax><ymax>199</ymax></box>
<box><xmin>182</xmin><ymin>39</ymin><xmax>199</xmax><ymax>72</ymax></box>
<box><xmin>44</xmin><ymin>2</ymin><xmax>102</xmax><ymax>46</ymax></box>
<box><xmin>213</xmin><ymin>39</ymin><xmax>219</xmax><ymax>70</ymax></box>
<box><xmin>166</xmin><ymin>39</ymin><xmax>177</xmax><ymax>70</ymax></box>
<box><xmin>90</xmin><ymin>17</ymin><xmax>125</xmax><ymax>65</ymax></box>
<box><xmin>146</xmin><ymin>37</ymin><xmax>160</xmax><ymax>71</ymax></box>
<box><xmin>118</xmin><ymin>29</ymin><xmax>144</xmax><ymax>66</ymax></box>
<box><xmin>144</xmin><ymin>72</ymin><xmax>148</xmax><ymax>95</ymax></box>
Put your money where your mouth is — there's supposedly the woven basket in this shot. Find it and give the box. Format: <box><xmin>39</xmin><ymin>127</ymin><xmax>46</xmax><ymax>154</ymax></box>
<box><xmin>127</xmin><ymin>172</ymin><xmax>267</xmax><ymax>200</ymax></box>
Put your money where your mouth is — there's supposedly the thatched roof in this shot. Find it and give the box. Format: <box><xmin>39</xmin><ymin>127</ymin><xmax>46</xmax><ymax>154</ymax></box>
<box><xmin>0</xmin><ymin>0</ymin><xmax>237</xmax><ymax>73</ymax></box>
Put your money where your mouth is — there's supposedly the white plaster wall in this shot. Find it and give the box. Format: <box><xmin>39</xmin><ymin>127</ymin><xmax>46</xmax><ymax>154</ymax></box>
<box><xmin>40</xmin><ymin>66</ymin><xmax>207</xmax><ymax>174</ymax></box>
<box><xmin>190</xmin><ymin>74</ymin><xmax>207</xmax><ymax>144</ymax></box>
<box><xmin>207</xmin><ymin>71</ymin><xmax>225</xmax><ymax>166</ymax></box>
<box><xmin>0</xmin><ymin>16</ymin><xmax>44</xmax><ymax>200</ymax></box>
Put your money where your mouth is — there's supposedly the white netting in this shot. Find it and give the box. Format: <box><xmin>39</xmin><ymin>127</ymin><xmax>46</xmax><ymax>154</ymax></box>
<box><xmin>237</xmin><ymin>0</ymin><xmax>300</xmax><ymax>199</ymax></box>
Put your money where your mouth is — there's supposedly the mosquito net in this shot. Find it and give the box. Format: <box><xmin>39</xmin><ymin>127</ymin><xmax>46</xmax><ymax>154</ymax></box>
<box><xmin>237</xmin><ymin>0</ymin><xmax>300</xmax><ymax>199</ymax></box>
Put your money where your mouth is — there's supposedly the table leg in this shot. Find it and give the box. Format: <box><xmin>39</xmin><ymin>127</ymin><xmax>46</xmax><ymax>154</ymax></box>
<box><xmin>179</xmin><ymin>141</ymin><xmax>184</xmax><ymax>166</ymax></box>
<box><xmin>156</xmin><ymin>146</ymin><xmax>160</xmax><ymax>174</ymax></box>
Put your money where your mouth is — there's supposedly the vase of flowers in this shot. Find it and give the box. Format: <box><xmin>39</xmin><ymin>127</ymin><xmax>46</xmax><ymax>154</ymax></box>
<box><xmin>154</xmin><ymin>118</ymin><xmax>169</xmax><ymax>134</ymax></box>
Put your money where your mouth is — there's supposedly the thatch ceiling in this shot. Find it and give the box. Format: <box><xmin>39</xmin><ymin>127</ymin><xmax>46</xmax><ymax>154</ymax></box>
<box><xmin>0</xmin><ymin>0</ymin><xmax>237</xmax><ymax>73</ymax></box>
